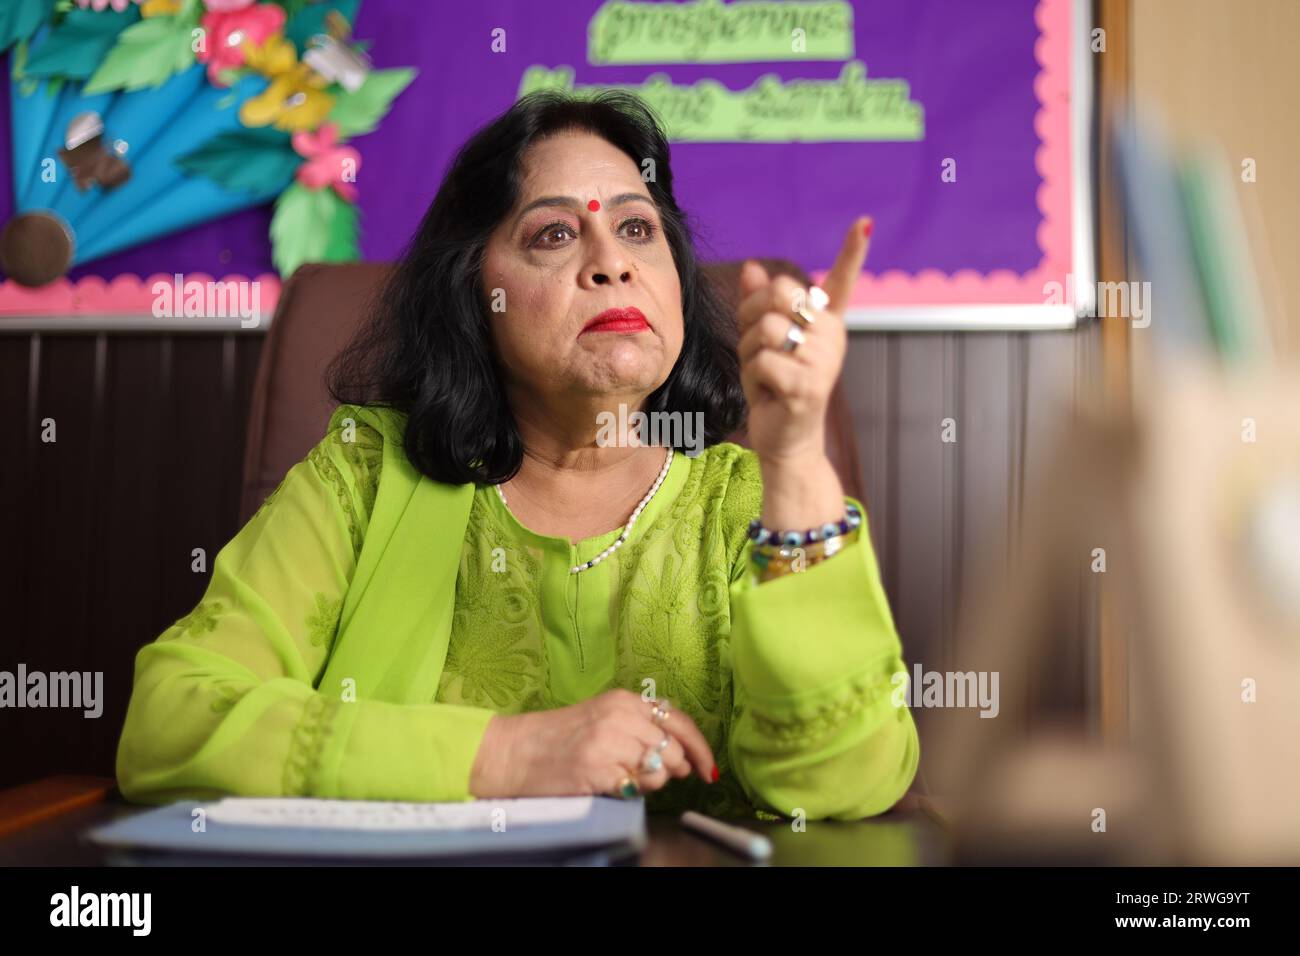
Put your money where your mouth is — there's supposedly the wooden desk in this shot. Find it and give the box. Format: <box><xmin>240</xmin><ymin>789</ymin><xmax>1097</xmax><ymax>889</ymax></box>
<box><xmin>0</xmin><ymin>777</ymin><xmax>951</xmax><ymax>867</ymax></box>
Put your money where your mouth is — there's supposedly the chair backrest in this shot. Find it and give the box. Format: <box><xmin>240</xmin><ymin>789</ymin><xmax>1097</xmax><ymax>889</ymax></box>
<box><xmin>240</xmin><ymin>260</ymin><xmax>865</xmax><ymax>523</ymax></box>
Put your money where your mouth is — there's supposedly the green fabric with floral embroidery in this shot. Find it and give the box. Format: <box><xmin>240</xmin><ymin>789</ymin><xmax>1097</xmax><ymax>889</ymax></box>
<box><xmin>117</xmin><ymin>404</ymin><xmax>920</xmax><ymax>821</ymax></box>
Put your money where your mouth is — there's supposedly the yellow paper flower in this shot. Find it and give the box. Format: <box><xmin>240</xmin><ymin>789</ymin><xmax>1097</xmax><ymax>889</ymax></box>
<box><xmin>238</xmin><ymin>35</ymin><xmax>335</xmax><ymax>132</ymax></box>
<box><xmin>242</xmin><ymin>33</ymin><xmax>298</xmax><ymax>78</ymax></box>
<box><xmin>140</xmin><ymin>0</ymin><xmax>182</xmax><ymax>15</ymax></box>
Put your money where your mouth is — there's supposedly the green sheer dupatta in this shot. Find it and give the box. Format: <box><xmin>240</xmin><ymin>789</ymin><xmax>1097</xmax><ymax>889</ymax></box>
<box><xmin>317</xmin><ymin>404</ymin><xmax>475</xmax><ymax>705</ymax></box>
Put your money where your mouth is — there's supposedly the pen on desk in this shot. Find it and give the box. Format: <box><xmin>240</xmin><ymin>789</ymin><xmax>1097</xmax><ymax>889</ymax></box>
<box><xmin>680</xmin><ymin>811</ymin><xmax>772</xmax><ymax>861</ymax></box>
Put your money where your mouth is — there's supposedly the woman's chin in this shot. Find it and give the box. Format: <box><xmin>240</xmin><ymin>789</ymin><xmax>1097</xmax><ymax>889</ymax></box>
<box><xmin>574</xmin><ymin>344</ymin><xmax>668</xmax><ymax>392</ymax></box>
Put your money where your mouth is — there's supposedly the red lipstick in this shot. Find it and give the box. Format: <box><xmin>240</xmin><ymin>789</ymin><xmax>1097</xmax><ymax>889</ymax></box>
<box><xmin>581</xmin><ymin>307</ymin><xmax>649</xmax><ymax>335</ymax></box>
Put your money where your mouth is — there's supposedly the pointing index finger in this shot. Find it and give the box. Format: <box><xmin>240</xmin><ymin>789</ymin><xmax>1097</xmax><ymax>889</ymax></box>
<box><xmin>821</xmin><ymin>216</ymin><xmax>873</xmax><ymax>315</ymax></box>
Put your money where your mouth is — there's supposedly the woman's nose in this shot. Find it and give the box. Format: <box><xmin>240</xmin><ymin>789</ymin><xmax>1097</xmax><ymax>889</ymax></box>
<box><xmin>590</xmin><ymin>268</ymin><xmax>633</xmax><ymax>285</ymax></box>
<box><xmin>583</xmin><ymin>232</ymin><xmax>634</xmax><ymax>286</ymax></box>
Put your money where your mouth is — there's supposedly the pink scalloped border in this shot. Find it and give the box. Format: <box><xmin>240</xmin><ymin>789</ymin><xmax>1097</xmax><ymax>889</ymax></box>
<box><xmin>1</xmin><ymin>0</ymin><xmax>1070</xmax><ymax>317</ymax></box>
<box><xmin>812</xmin><ymin>0</ymin><xmax>1073</xmax><ymax>306</ymax></box>
<box><xmin>0</xmin><ymin>272</ymin><xmax>281</xmax><ymax>317</ymax></box>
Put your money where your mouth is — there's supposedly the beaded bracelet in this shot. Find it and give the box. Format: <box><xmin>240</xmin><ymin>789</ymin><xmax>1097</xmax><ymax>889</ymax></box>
<box><xmin>750</xmin><ymin>530</ymin><xmax>859</xmax><ymax>582</ymax></box>
<box><xmin>748</xmin><ymin>501</ymin><xmax>863</xmax><ymax>550</ymax></box>
<box><xmin>748</xmin><ymin>502</ymin><xmax>864</xmax><ymax>582</ymax></box>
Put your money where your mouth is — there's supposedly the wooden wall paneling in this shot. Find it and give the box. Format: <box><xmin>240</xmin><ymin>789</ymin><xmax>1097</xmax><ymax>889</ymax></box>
<box><xmin>0</xmin><ymin>338</ymin><xmax>37</xmax><ymax>786</ymax></box>
<box><xmin>0</xmin><ymin>339</ymin><xmax>34</xmax><ymax>657</ymax></box>
<box><xmin>25</xmin><ymin>336</ymin><xmax>99</xmax><ymax>784</ymax></box>
<box><xmin>1075</xmin><ymin>321</ymin><xmax>1104</xmax><ymax>734</ymax></box>
<box><xmin>1022</xmin><ymin>329</ymin><xmax>1088</xmax><ymax>728</ymax></box>
<box><xmin>155</xmin><ymin>337</ymin><xmax>231</xmax><ymax>636</ymax></box>
<box><xmin>890</xmin><ymin>334</ymin><xmax>953</xmax><ymax>791</ymax></box>
<box><xmin>92</xmin><ymin>336</ymin><xmax>172</xmax><ymax>781</ymax></box>
<box><xmin>0</xmin><ymin>332</ymin><xmax>268</xmax><ymax>787</ymax></box>
<box><xmin>953</xmin><ymin>332</ymin><xmax>1015</xmax><ymax>757</ymax></box>
<box><xmin>842</xmin><ymin>333</ymin><xmax>895</xmax><ymax>595</ymax></box>
<box><xmin>80</xmin><ymin>332</ymin><xmax>120</xmax><ymax>779</ymax></box>
<box><xmin>231</xmin><ymin>335</ymin><xmax>265</xmax><ymax>533</ymax></box>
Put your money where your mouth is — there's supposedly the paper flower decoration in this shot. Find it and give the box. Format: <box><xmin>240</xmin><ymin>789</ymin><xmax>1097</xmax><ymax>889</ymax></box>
<box><xmin>141</xmin><ymin>0</ymin><xmax>184</xmax><ymax>15</ymax></box>
<box><xmin>6</xmin><ymin>65</ymin><xmax>280</xmax><ymax>280</ymax></box>
<box><xmin>196</xmin><ymin>2</ymin><xmax>286</xmax><ymax>86</ymax></box>
<box><xmin>239</xmin><ymin>33</ymin><xmax>334</xmax><ymax>131</ymax></box>
<box><xmin>74</xmin><ymin>0</ymin><xmax>144</xmax><ymax>11</ymax></box>
<box><xmin>3</xmin><ymin>0</ymin><xmax>415</xmax><ymax>285</ymax></box>
<box><xmin>293</xmin><ymin>123</ymin><xmax>360</xmax><ymax>201</ymax></box>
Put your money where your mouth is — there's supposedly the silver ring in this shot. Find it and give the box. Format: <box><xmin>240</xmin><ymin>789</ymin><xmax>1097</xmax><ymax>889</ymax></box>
<box><xmin>790</xmin><ymin>285</ymin><xmax>824</xmax><ymax>328</ymax></box>
<box><xmin>655</xmin><ymin>734</ymin><xmax>670</xmax><ymax>752</ymax></box>
<box><xmin>781</xmin><ymin>321</ymin><xmax>805</xmax><ymax>353</ymax></box>
<box><xmin>640</xmin><ymin>749</ymin><xmax>664</xmax><ymax>773</ymax></box>
<box><xmin>650</xmin><ymin>698</ymin><xmax>672</xmax><ymax>725</ymax></box>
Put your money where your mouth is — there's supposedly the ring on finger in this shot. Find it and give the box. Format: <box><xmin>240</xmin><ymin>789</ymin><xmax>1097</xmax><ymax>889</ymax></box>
<box><xmin>649</xmin><ymin>698</ymin><xmax>672</xmax><ymax>725</ymax></box>
<box><xmin>640</xmin><ymin>748</ymin><xmax>664</xmax><ymax>773</ymax></box>
<box><xmin>613</xmin><ymin>769</ymin><xmax>641</xmax><ymax>799</ymax></box>
<box><xmin>790</xmin><ymin>285</ymin><xmax>827</xmax><ymax>328</ymax></box>
<box><xmin>781</xmin><ymin>321</ymin><xmax>805</xmax><ymax>353</ymax></box>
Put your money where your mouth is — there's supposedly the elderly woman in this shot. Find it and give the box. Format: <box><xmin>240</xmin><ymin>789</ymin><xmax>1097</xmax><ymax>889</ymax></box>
<box><xmin>117</xmin><ymin>91</ymin><xmax>919</xmax><ymax>821</ymax></box>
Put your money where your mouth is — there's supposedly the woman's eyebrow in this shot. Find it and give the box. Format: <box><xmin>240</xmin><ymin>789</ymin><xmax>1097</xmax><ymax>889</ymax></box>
<box><xmin>514</xmin><ymin>192</ymin><xmax>658</xmax><ymax>227</ymax></box>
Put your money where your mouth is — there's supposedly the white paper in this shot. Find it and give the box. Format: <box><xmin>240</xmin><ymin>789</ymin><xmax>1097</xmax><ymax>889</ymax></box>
<box><xmin>203</xmin><ymin>796</ymin><xmax>595</xmax><ymax>831</ymax></box>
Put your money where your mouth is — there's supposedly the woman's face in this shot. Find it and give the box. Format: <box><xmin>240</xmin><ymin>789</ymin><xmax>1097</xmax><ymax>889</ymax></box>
<box><xmin>481</xmin><ymin>130</ymin><xmax>684</xmax><ymax>408</ymax></box>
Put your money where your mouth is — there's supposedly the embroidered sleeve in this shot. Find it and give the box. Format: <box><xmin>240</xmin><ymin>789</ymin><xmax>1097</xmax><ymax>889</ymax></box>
<box><xmin>722</xmin><ymin>463</ymin><xmax>922</xmax><ymax>821</ymax></box>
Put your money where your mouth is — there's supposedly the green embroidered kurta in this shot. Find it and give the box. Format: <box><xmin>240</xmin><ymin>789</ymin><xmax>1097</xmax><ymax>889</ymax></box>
<box><xmin>117</xmin><ymin>404</ymin><xmax>920</xmax><ymax>821</ymax></box>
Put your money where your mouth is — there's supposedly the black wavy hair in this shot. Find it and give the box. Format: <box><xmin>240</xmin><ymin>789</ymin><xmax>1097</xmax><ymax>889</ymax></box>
<box><xmin>326</xmin><ymin>89</ymin><xmax>746</xmax><ymax>486</ymax></box>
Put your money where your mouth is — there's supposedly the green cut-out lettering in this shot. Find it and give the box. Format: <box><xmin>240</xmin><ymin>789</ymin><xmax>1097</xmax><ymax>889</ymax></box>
<box><xmin>588</xmin><ymin>0</ymin><xmax>854</xmax><ymax>65</ymax></box>
<box><xmin>519</xmin><ymin>60</ymin><xmax>924</xmax><ymax>143</ymax></box>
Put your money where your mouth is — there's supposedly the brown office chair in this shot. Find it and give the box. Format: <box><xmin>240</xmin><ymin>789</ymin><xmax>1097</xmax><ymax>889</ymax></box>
<box><xmin>240</xmin><ymin>260</ymin><xmax>865</xmax><ymax>523</ymax></box>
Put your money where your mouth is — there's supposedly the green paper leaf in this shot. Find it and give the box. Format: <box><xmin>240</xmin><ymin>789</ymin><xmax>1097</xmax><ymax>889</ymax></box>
<box><xmin>176</xmin><ymin>127</ymin><xmax>301</xmax><ymax>196</ymax></box>
<box><xmin>83</xmin><ymin>10</ymin><xmax>198</xmax><ymax>95</ymax></box>
<box><xmin>275</xmin><ymin>0</ymin><xmax>313</xmax><ymax>19</ymax></box>
<box><xmin>327</xmin><ymin>67</ymin><xmax>415</xmax><ymax>137</ymax></box>
<box><xmin>0</xmin><ymin>0</ymin><xmax>54</xmax><ymax>56</ymax></box>
<box><xmin>24</xmin><ymin>7</ymin><xmax>141</xmax><ymax>81</ymax></box>
<box><xmin>322</xmin><ymin>195</ymin><xmax>360</xmax><ymax>261</ymax></box>
<box><xmin>284</xmin><ymin>0</ymin><xmax>359</xmax><ymax>52</ymax></box>
<box><xmin>270</xmin><ymin>183</ymin><xmax>359</xmax><ymax>277</ymax></box>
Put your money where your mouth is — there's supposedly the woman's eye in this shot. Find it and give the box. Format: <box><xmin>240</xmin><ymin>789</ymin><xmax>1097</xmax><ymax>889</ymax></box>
<box><xmin>620</xmin><ymin>217</ymin><xmax>656</xmax><ymax>241</ymax></box>
<box><xmin>533</xmin><ymin>223</ymin><xmax>576</xmax><ymax>247</ymax></box>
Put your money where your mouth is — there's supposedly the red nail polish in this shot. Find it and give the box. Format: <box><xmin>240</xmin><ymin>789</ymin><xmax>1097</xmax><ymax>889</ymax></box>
<box><xmin>588</xmin><ymin>199</ymin><xmax>600</xmax><ymax>212</ymax></box>
<box><xmin>862</xmin><ymin>219</ymin><xmax>874</xmax><ymax>238</ymax></box>
<box><xmin>711</xmin><ymin>766</ymin><xmax>719</xmax><ymax>783</ymax></box>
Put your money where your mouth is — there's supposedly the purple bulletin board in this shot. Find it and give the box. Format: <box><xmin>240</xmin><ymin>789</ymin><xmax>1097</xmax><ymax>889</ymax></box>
<box><xmin>0</xmin><ymin>0</ymin><xmax>1094</xmax><ymax>329</ymax></box>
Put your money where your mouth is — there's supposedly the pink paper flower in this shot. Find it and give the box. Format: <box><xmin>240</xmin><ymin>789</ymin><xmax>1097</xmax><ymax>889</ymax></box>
<box><xmin>293</xmin><ymin>124</ymin><xmax>362</xmax><ymax>202</ymax></box>
<box><xmin>203</xmin><ymin>0</ymin><xmax>256</xmax><ymax>11</ymax></box>
<box><xmin>196</xmin><ymin>3</ymin><xmax>287</xmax><ymax>86</ymax></box>
<box><xmin>73</xmin><ymin>0</ymin><xmax>142</xmax><ymax>11</ymax></box>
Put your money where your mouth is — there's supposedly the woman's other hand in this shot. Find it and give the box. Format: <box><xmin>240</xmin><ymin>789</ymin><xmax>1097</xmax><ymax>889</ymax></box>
<box><xmin>735</xmin><ymin>217</ymin><xmax>871</xmax><ymax>467</ymax></box>
<box><xmin>469</xmin><ymin>689</ymin><xmax>716</xmax><ymax>798</ymax></box>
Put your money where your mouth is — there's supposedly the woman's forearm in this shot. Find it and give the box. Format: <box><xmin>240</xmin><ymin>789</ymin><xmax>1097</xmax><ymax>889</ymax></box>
<box><xmin>758</xmin><ymin>444</ymin><xmax>846</xmax><ymax>532</ymax></box>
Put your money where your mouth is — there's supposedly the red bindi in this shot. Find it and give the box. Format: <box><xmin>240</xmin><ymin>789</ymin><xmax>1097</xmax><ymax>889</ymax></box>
<box><xmin>587</xmin><ymin>199</ymin><xmax>600</xmax><ymax>212</ymax></box>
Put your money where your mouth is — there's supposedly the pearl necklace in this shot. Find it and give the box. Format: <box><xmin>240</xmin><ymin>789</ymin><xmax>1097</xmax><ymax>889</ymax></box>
<box><xmin>494</xmin><ymin>446</ymin><xmax>674</xmax><ymax>574</ymax></box>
